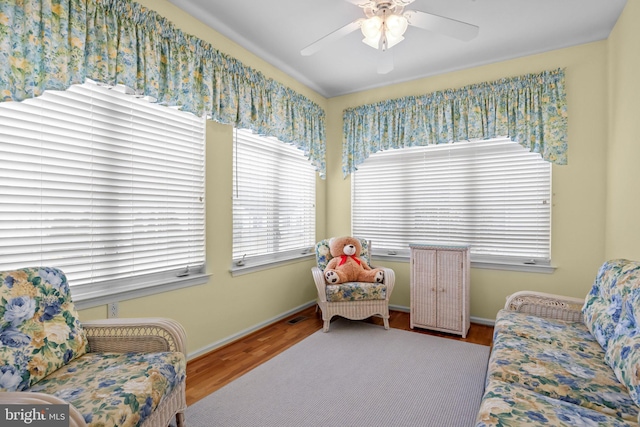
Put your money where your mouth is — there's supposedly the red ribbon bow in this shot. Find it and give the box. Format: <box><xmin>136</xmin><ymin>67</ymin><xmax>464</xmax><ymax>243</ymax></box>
<box><xmin>339</xmin><ymin>255</ymin><xmax>361</xmax><ymax>266</ymax></box>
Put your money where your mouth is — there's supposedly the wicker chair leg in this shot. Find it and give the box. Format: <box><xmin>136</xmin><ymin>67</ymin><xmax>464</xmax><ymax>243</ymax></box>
<box><xmin>383</xmin><ymin>317</ymin><xmax>390</xmax><ymax>330</ymax></box>
<box><xmin>323</xmin><ymin>319</ymin><xmax>331</xmax><ymax>332</ymax></box>
<box><xmin>176</xmin><ymin>411</ymin><xmax>186</xmax><ymax>427</ymax></box>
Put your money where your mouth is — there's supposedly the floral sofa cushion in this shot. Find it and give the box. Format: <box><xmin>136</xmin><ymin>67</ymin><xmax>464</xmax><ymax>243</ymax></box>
<box><xmin>28</xmin><ymin>351</ymin><xmax>186</xmax><ymax>427</ymax></box>
<box><xmin>582</xmin><ymin>259</ymin><xmax>640</xmax><ymax>350</ymax></box>
<box><xmin>606</xmin><ymin>289</ymin><xmax>640</xmax><ymax>412</ymax></box>
<box><xmin>325</xmin><ymin>282</ymin><xmax>387</xmax><ymax>302</ymax></box>
<box><xmin>477</xmin><ymin>380</ymin><xmax>638</xmax><ymax>427</ymax></box>
<box><xmin>492</xmin><ymin>309</ymin><xmax>602</xmax><ymax>351</ymax></box>
<box><xmin>0</xmin><ymin>267</ymin><xmax>89</xmax><ymax>391</ymax></box>
<box><xmin>488</xmin><ymin>310</ymin><xmax>638</xmax><ymax>422</ymax></box>
<box><xmin>315</xmin><ymin>238</ymin><xmax>372</xmax><ymax>271</ymax></box>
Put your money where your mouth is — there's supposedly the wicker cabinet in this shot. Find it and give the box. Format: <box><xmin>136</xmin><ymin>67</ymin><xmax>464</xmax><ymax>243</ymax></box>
<box><xmin>409</xmin><ymin>244</ymin><xmax>470</xmax><ymax>338</ymax></box>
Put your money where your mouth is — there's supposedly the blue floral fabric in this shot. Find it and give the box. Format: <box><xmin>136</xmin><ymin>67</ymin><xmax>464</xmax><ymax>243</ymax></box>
<box><xmin>605</xmin><ymin>288</ymin><xmax>640</xmax><ymax>413</ymax></box>
<box><xmin>0</xmin><ymin>267</ymin><xmax>89</xmax><ymax>391</ymax></box>
<box><xmin>582</xmin><ymin>259</ymin><xmax>640</xmax><ymax>349</ymax></box>
<box><xmin>0</xmin><ymin>0</ymin><xmax>326</xmax><ymax>178</ymax></box>
<box><xmin>342</xmin><ymin>69</ymin><xmax>567</xmax><ymax>177</ymax></box>
<box><xmin>28</xmin><ymin>351</ymin><xmax>186</xmax><ymax>427</ymax></box>
<box><xmin>325</xmin><ymin>282</ymin><xmax>386</xmax><ymax>302</ymax></box>
<box><xmin>477</xmin><ymin>380</ymin><xmax>637</xmax><ymax>427</ymax></box>
<box><xmin>487</xmin><ymin>310</ymin><xmax>638</xmax><ymax>422</ymax></box>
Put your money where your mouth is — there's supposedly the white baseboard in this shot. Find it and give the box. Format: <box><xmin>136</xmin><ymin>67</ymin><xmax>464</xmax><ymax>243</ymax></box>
<box><xmin>189</xmin><ymin>301</ymin><xmax>495</xmax><ymax>360</ymax></box>
<box><xmin>188</xmin><ymin>300</ymin><xmax>317</xmax><ymax>360</ymax></box>
<box><xmin>389</xmin><ymin>304</ymin><xmax>410</xmax><ymax>313</ymax></box>
<box><xmin>470</xmin><ymin>316</ymin><xmax>496</xmax><ymax>326</ymax></box>
<box><xmin>389</xmin><ymin>304</ymin><xmax>496</xmax><ymax>326</ymax></box>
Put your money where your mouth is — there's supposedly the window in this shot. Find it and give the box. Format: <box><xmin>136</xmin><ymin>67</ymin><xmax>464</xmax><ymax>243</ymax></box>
<box><xmin>232</xmin><ymin>128</ymin><xmax>316</xmax><ymax>272</ymax></box>
<box><xmin>352</xmin><ymin>138</ymin><xmax>551</xmax><ymax>269</ymax></box>
<box><xmin>0</xmin><ymin>81</ymin><xmax>206</xmax><ymax>307</ymax></box>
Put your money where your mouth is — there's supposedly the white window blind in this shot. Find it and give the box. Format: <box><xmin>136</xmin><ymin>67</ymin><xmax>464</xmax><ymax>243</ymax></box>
<box><xmin>232</xmin><ymin>128</ymin><xmax>315</xmax><ymax>267</ymax></box>
<box><xmin>0</xmin><ymin>81</ymin><xmax>206</xmax><ymax>295</ymax></box>
<box><xmin>352</xmin><ymin>138</ymin><xmax>551</xmax><ymax>264</ymax></box>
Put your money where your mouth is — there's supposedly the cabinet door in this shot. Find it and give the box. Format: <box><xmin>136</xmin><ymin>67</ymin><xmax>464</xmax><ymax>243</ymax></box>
<box><xmin>436</xmin><ymin>250</ymin><xmax>463</xmax><ymax>332</ymax></box>
<box><xmin>411</xmin><ymin>249</ymin><xmax>437</xmax><ymax>327</ymax></box>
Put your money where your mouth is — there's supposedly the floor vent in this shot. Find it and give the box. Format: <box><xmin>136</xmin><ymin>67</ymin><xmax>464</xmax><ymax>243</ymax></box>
<box><xmin>287</xmin><ymin>316</ymin><xmax>308</xmax><ymax>325</ymax></box>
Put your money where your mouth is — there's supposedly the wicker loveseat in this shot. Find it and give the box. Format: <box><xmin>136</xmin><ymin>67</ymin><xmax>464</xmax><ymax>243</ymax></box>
<box><xmin>0</xmin><ymin>267</ymin><xmax>187</xmax><ymax>427</ymax></box>
<box><xmin>476</xmin><ymin>259</ymin><xmax>640</xmax><ymax>427</ymax></box>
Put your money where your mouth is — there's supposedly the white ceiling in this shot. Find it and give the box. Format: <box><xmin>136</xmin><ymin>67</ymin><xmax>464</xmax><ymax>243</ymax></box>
<box><xmin>165</xmin><ymin>0</ymin><xmax>627</xmax><ymax>98</ymax></box>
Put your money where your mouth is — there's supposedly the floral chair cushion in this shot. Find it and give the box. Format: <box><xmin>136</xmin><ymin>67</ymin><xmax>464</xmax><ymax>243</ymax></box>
<box><xmin>476</xmin><ymin>380</ymin><xmax>637</xmax><ymax>427</ymax></box>
<box><xmin>315</xmin><ymin>238</ymin><xmax>372</xmax><ymax>272</ymax></box>
<box><xmin>325</xmin><ymin>282</ymin><xmax>387</xmax><ymax>302</ymax></box>
<box><xmin>316</xmin><ymin>238</ymin><xmax>383</xmax><ymax>302</ymax></box>
<box><xmin>28</xmin><ymin>351</ymin><xmax>186</xmax><ymax>427</ymax></box>
<box><xmin>489</xmin><ymin>310</ymin><xmax>637</xmax><ymax>422</ymax></box>
<box><xmin>582</xmin><ymin>259</ymin><xmax>640</xmax><ymax>350</ymax></box>
<box><xmin>605</xmin><ymin>288</ymin><xmax>640</xmax><ymax>413</ymax></box>
<box><xmin>0</xmin><ymin>267</ymin><xmax>89</xmax><ymax>391</ymax></box>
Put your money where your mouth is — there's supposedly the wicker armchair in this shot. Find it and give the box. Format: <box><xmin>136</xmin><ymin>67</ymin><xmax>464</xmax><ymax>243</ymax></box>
<box><xmin>312</xmin><ymin>238</ymin><xmax>395</xmax><ymax>332</ymax></box>
<box><xmin>0</xmin><ymin>268</ymin><xmax>187</xmax><ymax>427</ymax></box>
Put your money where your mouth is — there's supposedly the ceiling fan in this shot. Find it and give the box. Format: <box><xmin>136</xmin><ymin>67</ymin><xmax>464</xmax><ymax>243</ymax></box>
<box><xmin>300</xmin><ymin>0</ymin><xmax>479</xmax><ymax>74</ymax></box>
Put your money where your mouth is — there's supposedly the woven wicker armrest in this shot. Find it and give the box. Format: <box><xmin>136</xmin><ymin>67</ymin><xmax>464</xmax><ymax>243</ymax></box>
<box><xmin>81</xmin><ymin>317</ymin><xmax>187</xmax><ymax>355</ymax></box>
<box><xmin>311</xmin><ymin>266</ymin><xmax>327</xmax><ymax>302</ymax></box>
<box><xmin>0</xmin><ymin>392</ymin><xmax>87</xmax><ymax>427</ymax></box>
<box><xmin>379</xmin><ymin>267</ymin><xmax>395</xmax><ymax>297</ymax></box>
<box><xmin>504</xmin><ymin>291</ymin><xmax>584</xmax><ymax>322</ymax></box>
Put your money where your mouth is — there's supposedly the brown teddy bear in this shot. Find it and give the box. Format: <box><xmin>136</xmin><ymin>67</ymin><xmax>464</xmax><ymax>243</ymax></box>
<box><xmin>324</xmin><ymin>236</ymin><xmax>384</xmax><ymax>284</ymax></box>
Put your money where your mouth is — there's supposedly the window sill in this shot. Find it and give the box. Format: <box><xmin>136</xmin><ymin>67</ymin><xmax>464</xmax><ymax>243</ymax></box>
<box><xmin>73</xmin><ymin>273</ymin><xmax>211</xmax><ymax>311</ymax></box>
<box><xmin>471</xmin><ymin>260</ymin><xmax>555</xmax><ymax>274</ymax></box>
<box><xmin>372</xmin><ymin>254</ymin><xmax>556</xmax><ymax>274</ymax></box>
<box><xmin>230</xmin><ymin>253</ymin><xmax>315</xmax><ymax>276</ymax></box>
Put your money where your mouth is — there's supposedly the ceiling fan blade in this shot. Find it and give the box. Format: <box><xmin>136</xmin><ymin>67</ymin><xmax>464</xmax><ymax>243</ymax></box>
<box><xmin>343</xmin><ymin>0</ymin><xmax>416</xmax><ymax>7</ymax></box>
<box><xmin>404</xmin><ymin>10</ymin><xmax>479</xmax><ymax>41</ymax></box>
<box><xmin>301</xmin><ymin>20</ymin><xmax>362</xmax><ymax>56</ymax></box>
<box><xmin>377</xmin><ymin>49</ymin><xmax>394</xmax><ymax>74</ymax></box>
<box><xmin>345</xmin><ymin>0</ymin><xmax>375</xmax><ymax>9</ymax></box>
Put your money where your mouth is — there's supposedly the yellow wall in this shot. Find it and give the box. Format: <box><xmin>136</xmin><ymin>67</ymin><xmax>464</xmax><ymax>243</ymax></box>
<box><xmin>79</xmin><ymin>0</ymin><xmax>639</xmax><ymax>353</ymax></box>
<box><xmin>606</xmin><ymin>1</ymin><xmax>640</xmax><ymax>260</ymax></box>
<box><xmin>327</xmin><ymin>41</ymin><xmax>610</xmax><ymax>319</ymax></box>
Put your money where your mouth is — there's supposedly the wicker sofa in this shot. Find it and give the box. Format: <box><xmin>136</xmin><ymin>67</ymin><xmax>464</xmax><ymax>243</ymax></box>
<box><xmin>476</xmin><ymin>259</ymin><xmax>640</xmax><ymax>427</ymax></box>
<box><xmin>0</xmin><ymin>267</ymin><xmax>187</xmax><ymax>427</ymax></box>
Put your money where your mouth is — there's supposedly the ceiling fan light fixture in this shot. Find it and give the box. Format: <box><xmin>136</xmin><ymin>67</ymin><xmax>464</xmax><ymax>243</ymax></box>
<box><xmin>360</xmin><ymin>8</ymin><xmax>408</xmax><ymax>51</ymax></box>
<box><xmin>361</xmin><ymin>15</ymin><xmax>383</xmax><ymax>39</ymax></box>
<box><xmin>362</xmin><ymin>34</ymin><xmax>382</xmax><ymax>49</ymax></box>
<box><xmin>385</xmin><ymin>13</ymin><xmax>408</xmax><ymax>38</ymax></box>
<box><xmin>383</xmin><ymin>33</ymin><xmax>404</xmax><ymax>49</ymax></box>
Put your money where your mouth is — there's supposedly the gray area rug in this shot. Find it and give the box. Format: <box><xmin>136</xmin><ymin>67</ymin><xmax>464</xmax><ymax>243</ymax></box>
<box><xmin>185</xmin><ymin>319</ymin><xmax>490</xmax><ymax>427</ymax></box>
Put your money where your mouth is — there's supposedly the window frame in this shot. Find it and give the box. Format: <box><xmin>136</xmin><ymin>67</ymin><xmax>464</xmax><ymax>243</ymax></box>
<box><xmin>0</xmin><ymin>81</ymin><xmax>209</xmax><ymax>309</ymax></box>
<box><xmin>351</xmin><ymin>138</ymin><xmax>555</xmax><ymax>274</ymax></box>
<box><xmin>230</xmin><ymin>128</ymin><xmax>316</xmax><ymax>275</ymax></box>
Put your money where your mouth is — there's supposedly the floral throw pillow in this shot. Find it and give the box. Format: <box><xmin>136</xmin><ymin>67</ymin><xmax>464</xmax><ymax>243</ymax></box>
<box><xmin>315</xmin><ymin>238</ymin><xmax>372</xmax><ymax>271</ymax></box>
<box><xmin>605</xmin><ymin>288</ymin><xmax>640</xmax><ymax>410</ymax></box>
<box><xmin>582</xmin><ymin>259</ymin><xmax>640</xmax><ymax>350</ymax></box>
<box><xmin>0</xmin><ymin>267</ymin><xmax>89</xmax><ymax>391</ymax></box>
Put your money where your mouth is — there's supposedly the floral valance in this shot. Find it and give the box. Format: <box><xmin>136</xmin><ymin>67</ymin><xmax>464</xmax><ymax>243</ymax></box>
<box><xmin>0</xmin><ymin>0</ymin><xmax>326</xmax><ymax>178</ymax></box>
<box><xmin>342</xmin><ymin>68</ymin><xmax>567</xmax><ymax>177</ymax></box>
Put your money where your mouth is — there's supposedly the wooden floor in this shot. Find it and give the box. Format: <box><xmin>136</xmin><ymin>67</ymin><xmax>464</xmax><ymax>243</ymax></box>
<box><xmin>185</xmin><ymin>306</ymin><xmax>494</xmax><ymax>405</ymax></box>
